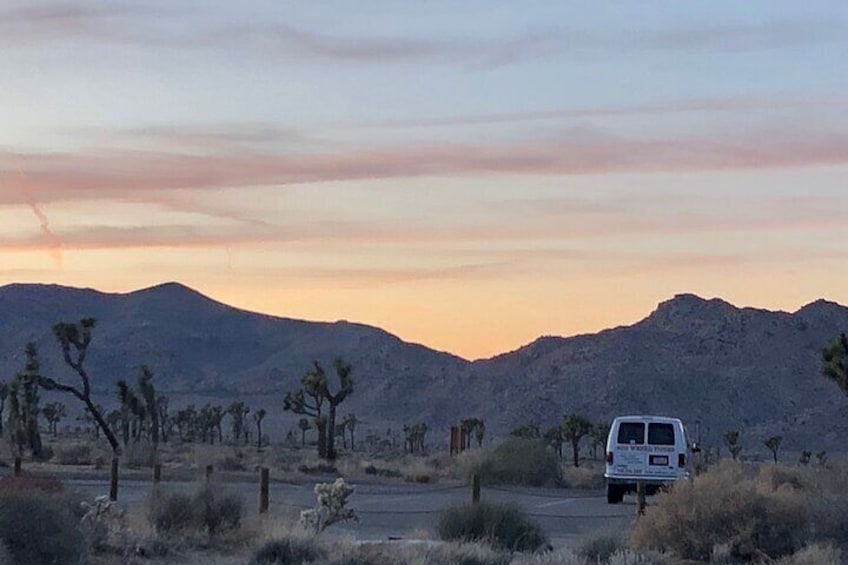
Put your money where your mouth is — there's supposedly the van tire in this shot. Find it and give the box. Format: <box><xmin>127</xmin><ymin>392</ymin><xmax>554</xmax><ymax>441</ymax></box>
<box><xmin>606</xmin><ymin>484</ymin><xmax>623</xmax><ymax>504</ymax></box>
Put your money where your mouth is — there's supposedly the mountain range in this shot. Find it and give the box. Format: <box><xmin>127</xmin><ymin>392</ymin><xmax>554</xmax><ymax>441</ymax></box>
<box><xmin>1</xmin><ymin>282</ymin><xmax>847</xmax><ymax>453</ymax></box>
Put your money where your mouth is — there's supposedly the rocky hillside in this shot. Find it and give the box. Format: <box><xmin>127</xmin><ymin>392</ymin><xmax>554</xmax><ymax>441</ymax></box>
<box><xmin>1</xmin><ymin>283</ymin><xmax>847</xmax><ymax>452</ymax></box>
<box><xmin>464</xmin><ymin>294</ymin><xmax>848</xmax><ymax>451</ymax></box>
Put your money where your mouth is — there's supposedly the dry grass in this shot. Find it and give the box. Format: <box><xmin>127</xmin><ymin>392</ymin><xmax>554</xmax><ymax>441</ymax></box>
<box><xmin>631</xmin><ymin>460</ymin><xmax>848</xmax><ymax>561</ymax></box>
<box><xmin>561</xmin><ymin>461</ymin><xmax>605</xmax><ymax>490</ymax></box>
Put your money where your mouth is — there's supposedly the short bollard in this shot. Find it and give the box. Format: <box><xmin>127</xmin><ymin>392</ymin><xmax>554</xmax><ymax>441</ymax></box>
<box><xmin>153</xmin><ymin>463</ymin><xmax>162</xmax><ymax>484</ymax></box>
<box><xmin>259</xmin><ymin>467</ymin><xmax>269</xmax><ymax>514</ymax></box>
<box><xmin>636</xmin><ymin>481</ymin><xmax>646</xmax><ymax>516</ymax></box>
<box><xmin>205</xmin><ymin>464</ymin><xmax>214</xmax><ymax>483</ymax></box>
<box><xmin>472</xmin><ymin>474</ymin><xmax>481</xmax><ymax>504</ymax></box>
<box><xmin>13</xmin><ymin>457</ymin><xmax>21</xmax><ymax>477</ymax></box>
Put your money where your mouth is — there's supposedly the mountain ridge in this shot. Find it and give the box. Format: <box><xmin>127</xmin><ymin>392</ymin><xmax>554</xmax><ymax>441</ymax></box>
<box><xmin>1</xmin><ymin>282</ymin><xmax>847</xmax><ymax>451</ymax></box>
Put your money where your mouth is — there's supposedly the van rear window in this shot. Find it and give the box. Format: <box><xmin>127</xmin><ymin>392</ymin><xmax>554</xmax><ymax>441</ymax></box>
<box><xmin>617</xmin><ymin>422</ymin><xmax>645</xmax><ymax>444</ymax></box>
<box><xmin>648</xmin><ymin>423</ymin><xmax>675</xmax><ymax>446</ymax></box>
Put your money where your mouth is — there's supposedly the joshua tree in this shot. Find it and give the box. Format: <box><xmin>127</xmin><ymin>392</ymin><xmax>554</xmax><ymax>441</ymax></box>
<box><xmin>7</xmin><ymin>344</ymin><xmax>46</xmax><ymax>459</ymax></box>
<box><xmin>723</xmin><ymin>430</ymin><xmax>742</xmax><ymax>461</ymax></box>
<box><xmin>157</xmin><ymin>395</ymin><xmax>170</xmax><ymax>443</ymax></box>
<box><xmin>403</xmin><ymin>422</ymin><xmax>428</xmax><ymax>454</ymax></box>
<box><xmin>227</xmin><ymin>401</ymin><xmax>249</xmax><ymax>444</ymax></box>
<box><xmin>474</xmin><ymin>420</ymin><xmax>485</xmax><ymax>447</ymax></box>
<box><xmin>544</xmin><ymin>425</ymin><xmax>564</xmax><ymax>459</ymax></box>
<box><xmin>137</xmin><ymin>366</ymin><xmax>159</xmax><ymax>447</ymax></box>
<box><xmin>42</xmin><ymin>318</ymin><xmax>121</xmax><ymax>459</ymax></box>
<box><xmin>284</xmin><ymin>359</ymin><xmax>355</xmax><ymax>460</ymax></box>
<box><xmin>764</xmin><ymin>435</ymin><xmax>783</xmax><ymax>464</ymax></box>
<box><xmin>822</xmin><ymin>332</ymin><xmax>848</xmax><ymax>395</ymax></box>
<box><xmin>510</xmin><ymin>423</ymin><xmax>541</xmax><ymax>440</ymax></box>
<box><xmin>42</xmin><ymin>401</ymin><xmax>67</xmax><ymax>436</ymax></box>
<box><xmin>284</xmin><ymin>363</ymin><xmax>327</xmax><ymax>457</ymax></box>
<box><xmin>591</xmin><ymin>421</ymin><xmax>611</xmax><ymax>460</ymax></box>
<box><xmin>253</xmin><ymin>408</ymin><xmax>266</xmax><ymax>449</ymax></box>
<box><xmin>298</xmin><ymin>417</ymin><xmax>311</xmax><ymax>446</ymax></box>
<box><xmin>342</xmin><ymin>413</ymin><xmax>359</xmax><ymax>451</ymax></box>
<box><xmin>562</xmin><ymin>413</ymin><xmax>592</xmax><ymax>467</ymax></box>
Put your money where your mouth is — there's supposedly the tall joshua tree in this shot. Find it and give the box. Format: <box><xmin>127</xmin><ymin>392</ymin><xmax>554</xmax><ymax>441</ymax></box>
<box><xmin>8</xmin><ymin>344</ymin><xmax>46</xmax><ymax>459</ymax></box>
<box><xmin>41</xmin><ymin>318</ymin><xmax>122</xmax><ymax>499</ymax></box>
<box><xmin>284</xmin><ymin>362</ymin><xmax>327</xmax><ymax>457</ymax></box>
<box><xmin>562</xmin><ymin>413</ymin><xmax>592</xmax><ymax>468</ymax></box>
<box><xmin>324</xmin><ymin>359</ymin><xmax>354</xmax><ymax>460</ymax></box>
<box><xmin>253</xmin><ymin>408</ymin><xmax>266</xmax><ymax>449</ymax></box>
<box><xmin>138</xmin><ymin>366</ymin><xmax>159</xmax><ymax>447</ymax></box>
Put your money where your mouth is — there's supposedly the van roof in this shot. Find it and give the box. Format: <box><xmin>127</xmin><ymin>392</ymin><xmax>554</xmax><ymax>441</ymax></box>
<box><xmin>612</xmin><ymin>415</ymin><xmax>684</xmax><ymax>424</ymax></box>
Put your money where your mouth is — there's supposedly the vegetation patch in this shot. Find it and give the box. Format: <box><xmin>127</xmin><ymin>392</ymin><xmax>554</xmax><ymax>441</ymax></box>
<box><xmin>473</xmin><ymin>437</ymin><xmax>561</xmax><ymax>487</ymax></box>
<box><xmin>437</xmin><ymin>501</ymin><xmax>548</xmax><ymax>552</ymax></box>
<box><xmin>631</xmin><ymin>461</ymin><xmax>848</xmax><ymax>561</ymax></box>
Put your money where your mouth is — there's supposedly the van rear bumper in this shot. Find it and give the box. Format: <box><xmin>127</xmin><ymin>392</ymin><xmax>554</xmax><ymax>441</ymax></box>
<box><xmin>605</xmin><ymin>475</ymin><xmax>684</xmax><ymax>487</ymax></box>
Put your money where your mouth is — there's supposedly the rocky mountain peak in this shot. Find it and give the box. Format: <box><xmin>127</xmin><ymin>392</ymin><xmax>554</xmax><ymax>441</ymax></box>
<box><xmin>643</xmin><ymin>293</ymin><xmax>738</xmax><ymax>330</ymax></box>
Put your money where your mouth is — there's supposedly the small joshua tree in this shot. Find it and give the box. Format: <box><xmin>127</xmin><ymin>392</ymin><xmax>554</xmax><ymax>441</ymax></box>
<box><xmin>723</xmin><ymin>430</ymin><xmax>742</xmax><ymax>461</ymax></box>
<box><xmin>562</xmin><ymin>413</ymin><xmax>592</xmax><ymax>467</ymax></box>
<box><xmin>764</xmin><ymin>435</ymin><xmax>783</xmax><ymax>464</ymax></box>
<box><xmin>299</xmin><ymin>478</ymin><xmax>358</xmax><ymax>534</ymax></box>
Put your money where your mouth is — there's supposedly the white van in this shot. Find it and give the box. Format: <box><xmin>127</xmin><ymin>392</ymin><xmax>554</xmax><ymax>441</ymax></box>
<box><xmin>604</xmin><ymin>415</ymin><xmax>694</xmax><ymax>504</ymax></box>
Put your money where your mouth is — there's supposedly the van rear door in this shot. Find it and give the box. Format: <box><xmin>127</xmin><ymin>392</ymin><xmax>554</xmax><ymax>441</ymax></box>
<box><xmin>645</xmin><ymin>421</ymin><xmax>678</xmax><ymax>478</ymax></box>
<box><xmin>611</xmin><ymin>421</ymin><xmax>647</xmax><ymax>476</ymax></box>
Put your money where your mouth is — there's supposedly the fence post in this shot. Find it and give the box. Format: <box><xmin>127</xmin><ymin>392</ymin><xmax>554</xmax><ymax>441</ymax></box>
<box><xmin>259</xmin><ymin>467</ymin><xmax>269</xmax><ymax>514</ymax></box>
<box><xmin>636</xmin><ymin>480</ymin><xmax>646</xmax><ymax>516</ymax></box>
<box><xmin>153</xmin><ymin>463</ymin><xmax>162</xmax><ymax>484</ymax></box>
<box><xmin>109</xmin><ymin>457</ymin><xmax>119</xmax><ymax>501</ymax></box>
<box><xmin>13</xmin><ymin>457</ymin><xmax>21</xmax><ymax>476</ymax></box>
<box><xmin>472</xmin><ymin>473</ymin><xmax>481</xmax><ymax>504</ymax></box>
<box><xmin>205</xmin><ymin>464</ymin><xmax>214</xmax><ymax>483</ymax></box>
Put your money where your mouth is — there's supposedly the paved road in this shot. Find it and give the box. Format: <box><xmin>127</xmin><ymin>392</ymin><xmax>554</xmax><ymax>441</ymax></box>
<box><xmin>65</xmin><ymin>476</ymin><xmax>636</xmax><ymax>546</ymax></box>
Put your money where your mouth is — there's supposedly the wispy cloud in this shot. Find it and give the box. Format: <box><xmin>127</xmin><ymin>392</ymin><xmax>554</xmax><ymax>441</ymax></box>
<box><xmin>16</xmin><ymin>170</ymin><xmax>63</xmax><ymax>268</ymax></box>
<box><xmin>2</xmin><ymin>127</ymin><xmax>847</xmax><ymax>206</ymax></box>
<box><xmin>3</xmin><ymin>3</ymin><xmax>843</xmax><ymax>67</ymax></box>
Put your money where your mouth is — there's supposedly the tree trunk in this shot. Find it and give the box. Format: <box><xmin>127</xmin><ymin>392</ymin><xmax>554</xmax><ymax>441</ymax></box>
<box><xmin>316</xmin><ymin>418</ymin><xmax>327</xmax><ymax>459</ymax></box>
<box><xmin>327</xmin><ymin>404</ymin><xmax>338</xmax><ymax>460</ymax></box>
<box><xmin>572</xmin><ymin>439</ymin><xmax>580</xmax><ymax>467</ymax></box>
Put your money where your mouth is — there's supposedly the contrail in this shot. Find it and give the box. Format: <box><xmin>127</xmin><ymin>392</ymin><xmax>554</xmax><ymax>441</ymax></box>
<box><xmin>18</xmin><ymin>170</ymin><xmax>63</xmax><ymax>268</ymax></box>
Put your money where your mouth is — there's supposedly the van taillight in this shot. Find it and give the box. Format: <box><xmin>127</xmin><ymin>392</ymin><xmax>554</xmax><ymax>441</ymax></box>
<box><xmin>606</xmin><ymin>452</ymin><xmax>613</xmax><ymax>464</ymax></box>
<box><xmin>678</xmin><ymin>453</ymin><xmax>686</xmax><ymax>467</ymax></box>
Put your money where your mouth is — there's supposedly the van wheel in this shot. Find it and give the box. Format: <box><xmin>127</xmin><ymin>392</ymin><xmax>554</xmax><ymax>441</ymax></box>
<box><xmin>606</xmin><ymin>484</ymin><xmax>622</xmax><ymax>504</ymax></box>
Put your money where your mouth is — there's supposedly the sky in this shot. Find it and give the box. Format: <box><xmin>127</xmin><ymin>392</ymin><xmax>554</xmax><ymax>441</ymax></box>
<box><xmin>2</xmin><ymin>1</ymin><xmax>848</xmax><ymax>360</ymax></box>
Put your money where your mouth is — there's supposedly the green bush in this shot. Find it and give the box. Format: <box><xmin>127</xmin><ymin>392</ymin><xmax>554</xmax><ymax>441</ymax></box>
<box><xmin>149</xmin><ymin>486</ymin><xmax>243</xmax><ymax>536</ymax></box>
<box><xmin>0</xmin><ymin>487</ymin><xmax>86</xmax><ymax>565</ymax></box>
<box><xmin>437</xmin><ymin>501</ymin><xmax>548</xmax><ymax>552</ymax></box>
<box><xmin>474</xmin><ymin>437</ymin><xmax>561</xmax><ymax>487</ymax></box>
<box><xmin>251</xmin><ymin>535</ymin><xmax>326</xmax><ymax>564</ymax></box>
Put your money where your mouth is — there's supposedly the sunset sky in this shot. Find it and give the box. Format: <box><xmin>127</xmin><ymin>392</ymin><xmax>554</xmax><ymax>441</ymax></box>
<box><xmin>2</xmin><ymin>1</ymin><xmax>848</xmax><ymax>360</ymax></box>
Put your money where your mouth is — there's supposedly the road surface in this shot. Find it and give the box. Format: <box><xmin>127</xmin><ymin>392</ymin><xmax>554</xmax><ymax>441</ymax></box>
<box><xmin>64</xmin><ymin>475</ymin><xmax>636</xmax><ymax>546</ymax></box>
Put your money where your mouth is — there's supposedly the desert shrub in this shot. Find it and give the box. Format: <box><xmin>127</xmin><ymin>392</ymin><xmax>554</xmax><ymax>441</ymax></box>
<box><xmin>217</xmin><ymin>456</ymin><xmax>246</xmax><ymax>472</ymax></box>
<box><xmin>123</xmin><ymin>440</ymin><xmax>157</xmax><ymax>469</ymax></box>
<box><xmin>425</xmin><ymin>541</ymin><xmax>510</xmax><ymax>565</ymax></box>
<box><xmin>474</xmin><ymin>437</ymin><xmax>561</xmax><ymax>487</ymax></box>
<box><xmin>562</xmin><ymin>463</ymin><xmax>605</xmax><ymax>489</ymax></box>
<box><xmin>512</xmin><ymin>547</ymin><xmax>658</xmax><ymax>564</ymax></box>
<box><xmin>437</xmin><ymin>501</ymin><xmax>548</xmax><ymax>552</ymax></box>
<box><xmin>774</xmin><ymin>544</ymin><xmax>842</xmax><ymax>565</ymax></box>
<box><xmin>52</xmin><ymin>442</ymin><xmax>93</xmax><ymax>465</ymax></box>
<box><xmin>363</xmin><ymin>464</ymin><xmax>403</xmax><ymax>478</ymax></box>
<box><xmin>0</xmin><ymin>487</ymin><xmax>86</xmax><ymax>565</ymax></box>
<box><xmin>149</xmin><ymin>486</ymin><xmax>243</xmax><ymax>536</ymax></box>
<box><xmin>578</xmin><ymin>532</ymin><xmax>627</xmax><ymax>563</ymax></box>
<box><xmin>251</xmin><ymin>534</ymin><xmax>326</xmax><ymax>564</ymax></box>
<box><xmin>631</xmin><ymin>461</ymin><xmax>815</xmax><ymax>561</ymax></box>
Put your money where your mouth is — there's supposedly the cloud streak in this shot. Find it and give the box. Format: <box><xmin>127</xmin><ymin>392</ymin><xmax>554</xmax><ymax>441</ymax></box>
<box><xmin>2</xmin><ymin>127</ymin><xmax>848</xmax><ymax>206</ymax></box>
<box><xmin>17</xmin><ymin>170</ymin><xmax>63</xmax><ymax>268</ymax></box>
<box><xmin>3</xmin><ymin>3</ymin><xmax>842</xmax><ymax>67</ymax></box>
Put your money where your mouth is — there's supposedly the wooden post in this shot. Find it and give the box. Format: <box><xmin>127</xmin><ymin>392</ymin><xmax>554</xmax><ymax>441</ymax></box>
<box><xmin>153</xmin><ymin>463</ymin><xmax>162</xmax><ymax>484</ymax></box>
<box><xmin>109</xmin><ymin>457</ymin><xmax>119</xmax><ymax>501</ymax></box>
<box><xmin>259</xmin><ymin>467</ymin><xmax>269</xmax><ymax>514</ymax></box>
<box><xmin>205</xmin><ymin>464</ymin><xmax>214</xmax><ymax>483</ymax></box>
<box><xmin>636</xmin><ymin>480</ymin><xmax>646</xmax><ymax>516</ymax></box>
<box><xmin>472</xmin><ymin>473</ymin><xmax>481</xmax><ymax>504</ymax></box>
<box><xmin>13</xmin><ymin>457</ymin><xmax>21</xmax><ymax>476</ymax></box>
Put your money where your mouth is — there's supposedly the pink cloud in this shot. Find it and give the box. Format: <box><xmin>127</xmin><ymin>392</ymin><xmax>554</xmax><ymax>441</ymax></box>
<box><xmin>2</xmin><ymin>127</ymin><xmax>847</xmax><ymax>206</ymax></box>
